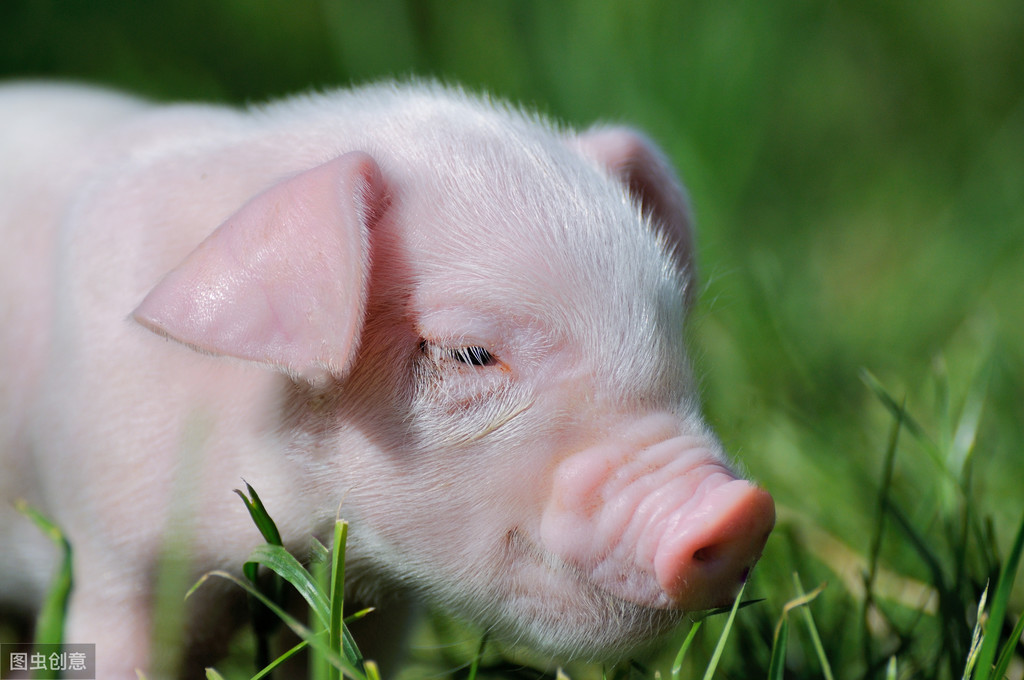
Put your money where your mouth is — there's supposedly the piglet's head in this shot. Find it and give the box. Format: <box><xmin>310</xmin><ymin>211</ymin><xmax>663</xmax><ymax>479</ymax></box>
<box><xmin>132</xmin><ymin>116</ymin><xmax>773</xmax><ymax>662</ymax></box>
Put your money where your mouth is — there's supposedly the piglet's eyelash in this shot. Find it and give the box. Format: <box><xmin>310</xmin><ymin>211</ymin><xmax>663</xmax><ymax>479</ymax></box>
<box><xmin>450</xmin><ymin>346</ymin><xmax>496</xmax><ymax>367</ymax></box>
<box><xmin>419</xmin><ymin>340</ymin><xmax>497</xmax><ymax>367</ymax></box>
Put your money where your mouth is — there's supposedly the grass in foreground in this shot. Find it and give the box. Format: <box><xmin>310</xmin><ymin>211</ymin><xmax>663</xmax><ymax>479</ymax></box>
<box><xmin>12</xmin><ymin>362</ymin><xmax>1023</xmax><ymax>679</ymax></box>
<box><xmin>201</xmin><ymin>359</ymin><xmax>1022</xmax><ymax>679</ymax></box>
<box><xmin>213</xmin><ymin>481</ymin><xmax>1021</xmax><ymax>680</ymax></box>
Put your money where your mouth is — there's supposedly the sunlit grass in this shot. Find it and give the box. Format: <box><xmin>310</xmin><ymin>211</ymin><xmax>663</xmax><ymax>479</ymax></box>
<box><xmin>9</xmin><ymin>311</ymin><xmax>1022</xmax><ymax>679</ymax></box>
<box><xmin>192</xmin><ymin>359</ymin><xmax>1022</xmax><ymax>679</ymax></box>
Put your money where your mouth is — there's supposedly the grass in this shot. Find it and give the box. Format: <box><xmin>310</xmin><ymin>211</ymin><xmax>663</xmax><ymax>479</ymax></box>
<box><xmin>103</xmin><ymin>287</ymin><xmax>1017</xmax><ymax>679</ymax></box>
<box><xmin>22</xmin><ymin>349</ymin><xmax>1021</xmax><ymax>680</ymax></box>
<box><xmin>2</xmin><ymin>1</ymin><xmax>1022</xmax><ymax>678</ymax></box>
<box><xmin>18</xmin><ymin>386</ymin><xmax>1024</xmax><ymax>678</ymax></box>
<box><xmin>214</xmin><ymin>358</ymin><xmax>1019</xmax><ymax>679</ymax></box>
<box><xmin>166</xmin><ymin>342</ymin><xmax>1016</xmax><ymax>679</ymax></box>
<box><xmin>191</xmin><ymin>496</ymin><xmax>379</xmax><ymax>680</ymax></box>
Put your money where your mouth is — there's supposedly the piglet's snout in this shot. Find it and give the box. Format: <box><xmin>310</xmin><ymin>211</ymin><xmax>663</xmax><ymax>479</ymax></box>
<box><xmin>653</xmin><ymin>478</ymin><xmax>775</xmax><ymax>609</ymax></box>
<box><xmin>540</xmin><ymin>427</ymin><xmax>775</xmax><ymax>611</ymax></box>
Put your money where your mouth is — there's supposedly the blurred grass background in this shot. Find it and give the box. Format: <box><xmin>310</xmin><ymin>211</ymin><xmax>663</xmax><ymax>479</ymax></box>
<box><xmin>2</xmin><ymin>1</ymin><xmax>1022</xmax><ymax>677</ymax></box>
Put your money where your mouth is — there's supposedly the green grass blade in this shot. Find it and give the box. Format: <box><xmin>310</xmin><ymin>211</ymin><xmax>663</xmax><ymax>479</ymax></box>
<box><xmin>330</xmin><ymin>519</ymin><xmax>365</xmax><ymax>673</ymax></box>
<box><xmin>242</xmin><ymin>543</ymin><xmax>332</xmax><ymax>628</ymax></box>
<box><xmin>861</xmin><ymin>370</ymin><xmax>928</xmax><ymax>442</ymax></box>
<box><xmin>235</xmin><ymin>483</ymin><xmax>284</xmax><ymax>546</ymax></box>
<box><xmin>863</xmin><ymin>395</ymin><xmax>904</xmax><ymax>669</ymax></box>
<box><xmin>670</xmin><ymin>620</ymin><xmax>703</xmax><ymax>680</ymax></box>
<box><xmin>330</xmin><ymin>520</ymin><xmax>346</xmax><ymax>636</ymax></box>
<box><xmin>861</xmin><ymin>370</ymin><xmax>945</xmax><ymax>471</ymax></box>
<box><xmin>362</xmin><ymin>660</ymin><xmax>381</xmax><ymax>680</ymax></box>
<box><xmin>947</xmin><ymin>363</ymin><xmax>988</xmax><ymax>480</ymax></box>
<box><xmin>235</xmin><ymin>480</ymin><xmax>288</xmax><ymax>656</ymax></box>
<box><xmin>701</xmin><ymin>580</ymin><xmax>746</xmax><ymax>680</ymax></box>
<box><xmin>768</xmin><ymin>579</ymin><xmax>826</xmax><ymax>680</ymax></box>
<box><xmin>330</xmin><ymin>520</ymin><xmax>345</xmax><ymax>680</ymax></box>
<box><xmin>206</xmin><ymin>669</ymin><xmax>227</xmax><ymax>680</ymax></box>
<box><xmin>973</xmin><ymin>508</ymin><xmax>1024</xmax><ymax>680</ymax></box>
<box><xmin>792</xmin><ymin>574</ymin><xmax>834</xmax><ymax>680</ymax></box>
<box><xmin>250</xmin><ymin>638</ymin><xmax>311</xmax><ymax>680</ymax></box>
<box><xmin>885</xmin><ymin>656</ymin><xmax>897</xmax><ymax>680</ymax></box>
<box><xmin>311</xmin><ymin>535</ymin><xmax>331</xmax><ymax>564</ymax></box>
<box><xmin>668</xmin><ymin>592</ymin><xmax>764</xmax><ymax>679</ymax></box>
<box><xmin>310</xmin><ymin>545</ymin><xmax>329</xmax><ymax>680</ymax></box>
<box><xmin>15</xmin><ymin>500</ymin><xmax>72</xmax><ymax>646</ymax></box>
<box><xmin>345</xmin><ymin>607</ymin><xmax>375</xmax><ymax>624</ymax></box>
<box><xmin>991</xmin><ymin>612</ymin><xmax>1024</xmax><ymax>680</ymax></box>
<box><xmin>193</xmin><ymin>571</ymin><xmax>365</xmax><ymax>679</ymax></box>
<box><xmin>887</xmin><ymin>502</ymin><xmax>950</xmax><ymax>594</ymax></box>
<box><xmin>339</xmin><ymin>628</ymin><xmax>365</xmax><ymax>672</ymax></box>
<box><xmin>768</xmin><ymin>614</ymin><xmax>789</xmax><ymax>680</ymax></box>
<box><xmin>962</xmin><ymin>583</ymin><xmax>988</xmax><ymax>680</ymax></box>
<box><xmin>467</xmin><ymin>632</ymin><xmax>489</xmax><ymax>680</ymax></box>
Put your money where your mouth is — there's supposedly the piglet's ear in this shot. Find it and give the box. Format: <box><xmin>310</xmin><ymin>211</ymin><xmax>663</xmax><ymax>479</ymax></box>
<box><xmin>576</xmin><ymin>127</ymin><xmax>695</xmax><ymax>278</ymax></box>
<box><xmin>133</xmin><ymin>151</ymin><xmax>387</xmax><ymax>386</ymax></box>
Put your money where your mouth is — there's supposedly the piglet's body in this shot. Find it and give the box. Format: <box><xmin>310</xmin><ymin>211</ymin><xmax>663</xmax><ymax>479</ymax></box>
<box><xmin>0</xmin><ymin>81</ymin><xmax>774</xmax><ymax>678</ymax></box>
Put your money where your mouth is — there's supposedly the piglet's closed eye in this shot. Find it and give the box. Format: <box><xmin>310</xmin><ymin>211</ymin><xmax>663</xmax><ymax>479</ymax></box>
<box><xmin>420</xmin><ymin>339</ymin><xmax>499</xmax><ymax>368</ymax></box>
<box><xmin>132</xmin><ymin>151</ymin><xmax>389</xmax><ymax>385</ymax></box>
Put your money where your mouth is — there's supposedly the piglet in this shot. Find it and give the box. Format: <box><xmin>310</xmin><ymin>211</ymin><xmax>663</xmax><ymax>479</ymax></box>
<box><xmin>0</xmin><ymin>80</ymin><xmax>774</xmax><ymax>678</ymax></box>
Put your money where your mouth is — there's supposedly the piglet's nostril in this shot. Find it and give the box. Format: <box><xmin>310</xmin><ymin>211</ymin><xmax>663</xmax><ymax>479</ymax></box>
<box><xmin>692</xmin><ymin>544</ymin><xmax>720</xmax><ymax>563</ymax></box>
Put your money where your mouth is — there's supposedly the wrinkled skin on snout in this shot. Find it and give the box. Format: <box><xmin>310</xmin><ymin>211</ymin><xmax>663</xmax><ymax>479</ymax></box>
<box><xmin>0</xmin><ymin>81</ymin><xmax>774</xmax><ymax>677</ymax></box>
